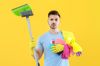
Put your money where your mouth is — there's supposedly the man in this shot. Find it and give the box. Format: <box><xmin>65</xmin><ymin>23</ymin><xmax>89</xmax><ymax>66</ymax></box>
<box><xmin>31</xmin><ymin>10</ymin><xmax>82</xmax><ymax>66</ymax></box>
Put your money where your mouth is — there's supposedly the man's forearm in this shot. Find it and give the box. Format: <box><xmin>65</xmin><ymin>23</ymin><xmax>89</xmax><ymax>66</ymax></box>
<box><xmin>35</xmin><ymin>49</ymin><xmax>43</xmax><ymax>60</ymax></box>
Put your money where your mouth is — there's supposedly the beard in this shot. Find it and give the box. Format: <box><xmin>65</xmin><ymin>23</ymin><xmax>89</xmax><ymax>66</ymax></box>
<box><xmin>50</xmin><ymin>23</ymin><xmax>57</xmax><ymax>29</ymax></box>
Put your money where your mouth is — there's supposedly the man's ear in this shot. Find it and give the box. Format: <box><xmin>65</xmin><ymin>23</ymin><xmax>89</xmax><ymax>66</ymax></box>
<box><xmin>48</xmin><ymin>21</ymin><xmax>50</xmax><ymax>26</ymax></box>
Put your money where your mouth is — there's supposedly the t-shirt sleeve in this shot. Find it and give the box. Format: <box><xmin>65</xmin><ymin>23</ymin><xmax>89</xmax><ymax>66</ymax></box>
<box><xmin>35</xmin><ymin>36</ymin><xmax>44</xmax><ymax>52</ymax></box>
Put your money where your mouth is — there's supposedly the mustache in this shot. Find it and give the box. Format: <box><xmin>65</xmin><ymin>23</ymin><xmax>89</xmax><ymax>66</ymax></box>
<box><xmin>51</xmin><ymin>23</ymin><xmax>56</xmax><ymax>25</ymax></box>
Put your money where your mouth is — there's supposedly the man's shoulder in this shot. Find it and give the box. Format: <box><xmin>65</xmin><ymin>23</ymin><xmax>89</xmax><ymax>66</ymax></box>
<box><xmin>61</xmin><ymin>30</ymin><xmax>75</xmax><ymax>40</ymax></box>
<box><xmin>38</xmin><ymin>31</ymin><xmax>49</xmax><ymax>39</ymax></box>
<box><xmin>61</xmin><ymin>30</ymin><xmax>74</xmax><ymax>35</ymax></box>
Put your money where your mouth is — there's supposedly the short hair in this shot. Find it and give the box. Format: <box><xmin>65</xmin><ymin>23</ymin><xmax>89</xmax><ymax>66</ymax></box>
<box><xmin>48</xmin><ymin>10</ymin><xmax>60</xmax><ymax>17</ymax></box>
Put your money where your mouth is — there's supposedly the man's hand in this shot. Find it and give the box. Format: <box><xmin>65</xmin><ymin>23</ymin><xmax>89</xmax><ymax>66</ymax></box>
<box><xmin>29</xmin><ymin>41</ymin><xmax>36</xmax><ymax>56</ymax></box>
<box><xmin>29</xmin><ymin>41</ymin><xmax>36</xmax><ymax>50</ymax></box>
<box><xmin>76</xmin><ymin>51</ymin><xmax>82</xmax><ymax>56</ymax></box>
<box><xmin>51</xmin><ymin>44</ymin><xmax>64</xmax><ymax>54</ymax></box>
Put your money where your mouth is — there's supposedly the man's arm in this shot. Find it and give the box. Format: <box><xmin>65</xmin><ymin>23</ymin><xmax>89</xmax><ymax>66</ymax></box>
<box><xmin>35</xmin><ymin>48</ymin><xmax>43</xmax><ymax>60</ymax></box>
<box><xmin>62</xmin><ymin>31</ymin><xmax>83</xmax><ymax>56</ymax></box>
<box><xmin>35</xmin><ymin>36</ymin><xmax>44</xmax><ymax>60</ymax></box>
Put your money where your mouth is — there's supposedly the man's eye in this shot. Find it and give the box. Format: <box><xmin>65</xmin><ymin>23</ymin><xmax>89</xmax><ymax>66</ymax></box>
<box><xmin>55</xmin><ymin>19</ymin><xmax>58</xmax><ymax>21</ymax></box>
<box><xmin>50</xmin><ymin>19</ymin><xmax>53</xmax><ymax>21</ymax></box>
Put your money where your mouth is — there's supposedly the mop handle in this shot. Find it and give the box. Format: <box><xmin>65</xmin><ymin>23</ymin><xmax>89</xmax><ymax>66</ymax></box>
<box><xmin>26</xmin><ymin>17</ymin><xmax>33</xmax><ymax>41</ymax></box>
<box><xmin>26</xmin><ymin>17</ymin><xmax>40</xmax><ymax>66</ymax></box>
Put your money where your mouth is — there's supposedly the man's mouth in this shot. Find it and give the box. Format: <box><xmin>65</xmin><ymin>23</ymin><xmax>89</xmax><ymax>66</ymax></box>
<box><xmin>51</xmin><ymin>23</ymin><xmax>56</xmax><ymax>26</ymax></box>
<box><xmin>50</xmin><ymin>23</ymin><xmax>56</xmax><ymax>29</ymax></box>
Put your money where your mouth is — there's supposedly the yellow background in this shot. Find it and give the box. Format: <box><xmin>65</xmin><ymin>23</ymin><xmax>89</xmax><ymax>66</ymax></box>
<box><xmin>0</xmin><ymin>0</ymin><xmax>100</xmax><ymax>66</ymax></box>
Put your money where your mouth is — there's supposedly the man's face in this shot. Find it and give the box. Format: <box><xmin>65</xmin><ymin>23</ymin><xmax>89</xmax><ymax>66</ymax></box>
<box><xmin>48</xmin><ymin>15</ymin><xmax>60</xmax><ymax>29</ymax></box>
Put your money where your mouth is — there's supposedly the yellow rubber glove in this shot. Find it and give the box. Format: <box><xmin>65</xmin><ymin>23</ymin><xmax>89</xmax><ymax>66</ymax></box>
<box><xmin>62</xmin><ymin>31</ymin><xmax>83</xmax><ymax>53</ymax></box>
<box><xmin>70</xmin><ymin>39</ymin><xmax>82</xmax><ymax>53</ymax></box>
<box><xmin>62</xmin><ymin>31</ymin><xmax>75</xmax><ymax>44</ymax></box>
<box><xmin>51</xmin><ymin>44</ymin><xmax>64</xmax><ymax>53</ymax></box>
<box><xmin>29</xmin><ymin>40</ymin><xmax>36</xmax><ymax>56</ymax></box>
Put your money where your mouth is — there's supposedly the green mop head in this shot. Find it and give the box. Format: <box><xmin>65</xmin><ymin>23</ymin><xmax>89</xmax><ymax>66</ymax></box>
<box><xmin>12</xmin><ymin>4</ymin><xmax>33</xmax><ymax>16</ymax></box>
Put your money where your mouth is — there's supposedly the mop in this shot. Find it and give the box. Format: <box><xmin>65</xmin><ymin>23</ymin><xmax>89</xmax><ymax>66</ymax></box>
<box><xmin>11</xmin><ymin>4</ymin><xmax>40</xmax><ymax>66</ymax></box>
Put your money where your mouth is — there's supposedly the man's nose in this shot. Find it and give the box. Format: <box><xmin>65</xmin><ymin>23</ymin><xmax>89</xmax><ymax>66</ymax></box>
<box><xmin>52</xmin><ymin>20</ymin><xmax>56</xmax><ymax>23</ymax></box>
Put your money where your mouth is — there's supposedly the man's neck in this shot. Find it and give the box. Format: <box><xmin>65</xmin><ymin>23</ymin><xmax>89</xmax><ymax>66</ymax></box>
<box><xmin>49</xmin><ymin>29</ymin><xmax>60</xmax><ymax>34</ymax></box>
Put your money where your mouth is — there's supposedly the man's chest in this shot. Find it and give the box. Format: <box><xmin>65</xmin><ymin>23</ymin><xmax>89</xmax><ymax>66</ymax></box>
<box><xmin>42</xmin><ymin>34</ymin><xmax>64</xmax><ymax>50</ymax></box>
